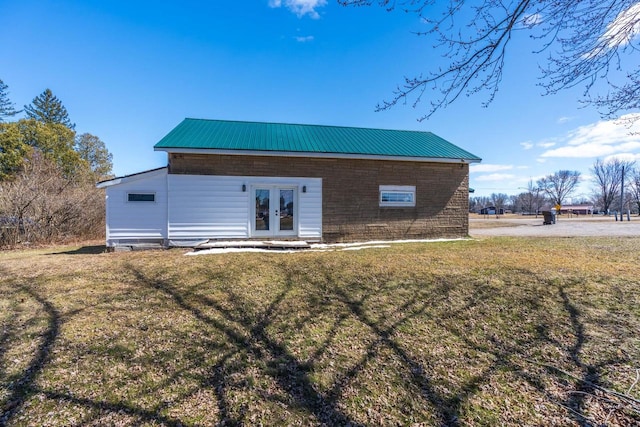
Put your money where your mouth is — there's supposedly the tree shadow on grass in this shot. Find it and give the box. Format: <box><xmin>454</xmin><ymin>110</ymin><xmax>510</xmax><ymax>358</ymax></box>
<box><xmin>0</xmin><ymin>260</ymin><xmax>506</xmax><ymax>425</ymax></box>
<box><xmin>298</xmin><ymin>263</ymin><xmax>506</xmax><ymax>425</ymax></box>
<box><xmin>0</xmin><ymin>271</ymin><xmax>188</xmax><ymax>427</ymax></box>
<box><xmin>2</xmin><ymin>256</ymin><xmax>637</xmax><ymax>425</ymax></box>
<box><xmin>125</xmin><ymin>264</ymin><xmax>366</xmax><ymax>426</ymax></box>
<box><xmin>306</xmin><ymin>268</ymin><xmax>459</xmax><ymax>424</ymax></box>
<box><xmin>2</xmin><ymin>256</ymin><xmax>486</xmax><ymax>425</ymax></box>
<box><xmin>427</xmin><ymin>270</ymin><xmax>636</xmax><ymax>426</ymax></box>
<box><xmin>551</xmin><ymin>284</ymin><xmax>628</xmax><ymax>426</ymax></box>
<box><xmin>0</xmin><ymin>281</ymin><xmax>60</xmax><ymax>425</ymax></box>
<box><xmin>297</xmin><ymin>262</ymin><xmax>638</xmax><ymax>425</ymax></box>
<box><xmin>99</xmin><ymin>262</ymin><xmax>640</xmax><ymax>424</ymax></box>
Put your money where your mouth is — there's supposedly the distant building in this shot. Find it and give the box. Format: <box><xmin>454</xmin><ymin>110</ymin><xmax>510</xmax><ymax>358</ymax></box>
<box><xmin>479</xmin><ymin>206</ymin><xmax>505</xmax><ymax>215</ymax></box>
<box><xmin>558</xmin><ymin>204</ymin><xmax>594</xmax><ymax>215</ymax></box>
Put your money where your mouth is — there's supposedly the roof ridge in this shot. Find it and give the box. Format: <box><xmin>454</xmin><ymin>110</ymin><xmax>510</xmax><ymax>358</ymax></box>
<box><xmin>182</xmin><ymin>117</ymin><xmax>436</xmax><ymax>135</ymax></box>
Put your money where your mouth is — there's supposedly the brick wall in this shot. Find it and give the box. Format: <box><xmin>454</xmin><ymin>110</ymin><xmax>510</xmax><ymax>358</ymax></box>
<box><xmin>169</xmin><ymin>153</ymin><xmax>470</xmax><ymax>242</ymax></box>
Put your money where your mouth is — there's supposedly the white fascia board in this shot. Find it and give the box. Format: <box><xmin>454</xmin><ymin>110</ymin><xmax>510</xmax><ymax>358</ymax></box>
<box><xmin>155</xmin><ymin>147</ymin><xmax>481</xmax><ymax>164</ymax></box>
<box><xmin>96</xmin><ymin>167</ymin><xmax>167</xmax><ymax>189</ymax></box>
<box><xmin>96</xmin><ymin>178</ymin><xmax>122</xmax><ymax>189</ymax></box>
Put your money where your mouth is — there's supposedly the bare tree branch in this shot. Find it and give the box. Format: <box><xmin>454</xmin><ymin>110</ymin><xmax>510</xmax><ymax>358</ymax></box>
<box><xmin>590</xmin><ymin>157</ymin><xmax>636</xmax><ymax>213</ymax></box>
<box><xmin>339</xmin><ymin>0</ymin><xmax>640</xmax><ymax>120</ymax></box>
<box><xmin>536</xmin><ymin>170</ymin><xmax>581</xmax><ymax>206</ymax></box>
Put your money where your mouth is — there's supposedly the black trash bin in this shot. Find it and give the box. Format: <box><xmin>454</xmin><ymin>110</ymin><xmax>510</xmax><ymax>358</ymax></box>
<box><xmin>542</xmin><ymin>211</ymin><xmax>554</xmax><ymax>225</ymax></box>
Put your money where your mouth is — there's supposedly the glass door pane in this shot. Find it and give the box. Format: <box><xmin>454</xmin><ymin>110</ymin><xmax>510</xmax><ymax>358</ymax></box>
<box><xmin>255</xmin><ymin>189</ymin><xmax>270</xmax><ymax>231</ymax></box>
<box><xmin>279</xmin><ymin>189</ymin><xmax>294</xmax><ymax>231</ymax></box>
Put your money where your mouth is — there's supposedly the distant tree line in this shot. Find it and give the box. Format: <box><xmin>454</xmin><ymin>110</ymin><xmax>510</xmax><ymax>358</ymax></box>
<box><xmin>0</xmin><ymin>78</ymin><xmax>113</xmax><ymax>247</ymax></box>
<box><xmin>471</xmin><ymin>162</ymin><xmax>640</xmax><ymax>215</ymax></box>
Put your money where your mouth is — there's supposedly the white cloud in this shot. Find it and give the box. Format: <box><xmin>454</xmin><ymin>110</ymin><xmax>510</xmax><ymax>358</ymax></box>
<box><xmin>543</xmin><ymin>141</ymin><xmax>640</xmax><ymax>158</ymax></box>
<box><xmin>540</xmin><ymin>113</ymin><xmax>640</xmax><ymax>158</ymax></box>
<box><xmin>475</xmin><ymin>173</ymin><xmax>517</xmax><ymax>182</ymax></box>
<box><xmin>295</xmin><ymin>35</ymin><xmax>314</xmax><ymax>42</ymax></box>
<box><xmin>600</xmin><ymin>3</ymin><xmax>640</xmax><ymax>49</ymax></box>
<box><xmin>520</xmin><ymin>141</ymin><xmax>534</xmax><ymax>150</ymax></box>
<box><xmin>269</xmin><ymin>0</ymin><xmax>327</xmax><ymax>19</ymax></box>
<box><xmin>603</xmin><ymin>152</ymin><xmax>640</xmax><ymax>162</ymax></box>
<box><xmin>557</xmin><ymin>116</ymin><xmax>575</xmax><ymax>124</ymax></box>
<box><xmin>537</xmin><ymin>141</ymin><xmax>556</xmax><ymax>148</ymax></box>
<box><xmin>470</xmin><ymin>164</ymin><xmax>513</xmax><ymax>173</ymax></box>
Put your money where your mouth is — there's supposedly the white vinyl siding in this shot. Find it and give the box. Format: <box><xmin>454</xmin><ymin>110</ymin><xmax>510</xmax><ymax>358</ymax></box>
<box><xmin>102</xmin><ymin>171</ymin><xmax>322</xmax><ymax>246</ymax></box>
<box><xmin>167</xmin><ymin>175</ymin><xmax>322</xmax><ymax>242</ymax></box>
<box><xmin>297</xmin><ymin>181</ymin><xmax>322</xmax><ymax>239</ymax></box>
<box><xmin>104</xmin><ymin>169</ymin><xmax>168</xmax><ymax>245</ymax></box>
<box><xmin>168</xmin><ymin>175</ymin><xmax>249</xmax><ymax>240</ymax></box>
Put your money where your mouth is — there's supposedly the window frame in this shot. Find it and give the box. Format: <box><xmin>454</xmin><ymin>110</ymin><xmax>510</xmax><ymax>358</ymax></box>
<box><xmin>379</xmin><ymin>185</ymin><xmax>416</xmax><ymax>208</ymax></box>
<box><xmin>126</xmin><ymin>192</ymin><xmax>156</xmax><ymax>203</ymax></box>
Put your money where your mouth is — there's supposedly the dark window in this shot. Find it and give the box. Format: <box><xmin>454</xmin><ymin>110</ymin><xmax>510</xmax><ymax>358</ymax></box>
<box><xmin>128</xmin><ymin>193</ymin><xmax>155</xmax><ymax>202</ymax></box>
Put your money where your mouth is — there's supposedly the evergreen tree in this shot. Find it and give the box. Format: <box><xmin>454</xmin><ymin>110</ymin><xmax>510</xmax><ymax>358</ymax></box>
<box><xmin>24</xmin><ymin>89</ymin><xmax>75</xmax><ymax>129</ymax></box>
<box><xmin>0</xmin><ymin>122</ymin><xmax>31</xmax><ymax>180</ymax></box>
<box><xmin>0</xmin><ymin>79</ymin><xmax>21</xmax><ymax>122</ymax></box>
<box><xmin>17</xmin><ymin>119</ymin><xmax>84</xmax><ymax>177</ymax></box>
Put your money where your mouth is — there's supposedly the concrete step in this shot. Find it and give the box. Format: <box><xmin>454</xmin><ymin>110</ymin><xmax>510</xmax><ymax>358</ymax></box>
<box><xmin>195</xmin><ymin>240</ymin><xmax>311</xmax><ymax>250</ymax></box>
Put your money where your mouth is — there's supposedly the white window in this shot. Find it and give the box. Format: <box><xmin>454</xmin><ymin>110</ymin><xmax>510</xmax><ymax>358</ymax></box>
<box><xmin>379</xmin><ymin>185</ymin><xmax>415</xmax><ymax>207</ymax></box>
<box><xmin>127</xmin><ymin>192</ymin><xmax>155</xmax><ymax>202</ymax></box>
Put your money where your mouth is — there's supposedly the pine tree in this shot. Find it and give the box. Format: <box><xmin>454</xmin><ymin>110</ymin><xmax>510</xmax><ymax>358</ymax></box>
<box><xmin>24</xmin><ymin>89</ymin><xmax>74</xmax><ymax>129</ymax></box>
<box><xmin>0</xmin><ymin>79</ymin><xmax>21</xmax><ymax>122</ymax></box>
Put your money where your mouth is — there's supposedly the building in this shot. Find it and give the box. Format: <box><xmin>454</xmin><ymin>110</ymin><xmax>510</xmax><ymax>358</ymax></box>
<box><xmin>558</xmin><ymin>204</ymin><xmax>594</xmax><ymax>215</ymax></box>
<box><xmin>97</xmin><ymin>119</ymin><xmax>481</xmax><ymax>248</ymax></box>
<box><xmin>479</xmin><ymin>206</ymin><xmax>505</xmax><ymax>215</ymax></box>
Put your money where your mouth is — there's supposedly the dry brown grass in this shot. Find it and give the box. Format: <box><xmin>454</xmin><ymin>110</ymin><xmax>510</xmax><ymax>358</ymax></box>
<box><xmin>1</xmin><ymin>237</ymin><xmax>639</xmax><ymax>426</ymax></box>
<box><xmin>469</xmin><ymin>214</ymin><xmax>545</xmax><ymax>229</ymax></box>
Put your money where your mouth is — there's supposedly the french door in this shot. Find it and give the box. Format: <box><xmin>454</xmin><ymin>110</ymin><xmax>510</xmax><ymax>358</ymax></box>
<box><xmin>252</xmin><ymin>186</ymin><xmax>297</xmax><ymax>237</ymax></box>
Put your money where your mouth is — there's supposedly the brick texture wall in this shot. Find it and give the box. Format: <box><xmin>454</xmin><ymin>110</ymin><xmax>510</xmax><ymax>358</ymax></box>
<box><xmin>169</xmin><ymin>153</ymin><xmax>470</xmax><ymax>242</ymax></box>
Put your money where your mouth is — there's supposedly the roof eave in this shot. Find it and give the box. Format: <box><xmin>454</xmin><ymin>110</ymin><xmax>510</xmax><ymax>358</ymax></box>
<box><xmin>96</xmin><ymin>166</ymin><xmax>167</xmax><ymax>189</ymax></box>
<box><xmin>155</xmin><ymin>147</ymin><xmax>482</xmax><ymax>164</ymax></box>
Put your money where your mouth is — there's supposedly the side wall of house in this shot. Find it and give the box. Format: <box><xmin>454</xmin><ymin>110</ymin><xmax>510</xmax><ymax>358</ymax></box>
<box><xmin>167</xmin><ymin>174</ymin><xmax>322</xmax><ymax>243</ymax></box>
<box><xmin>104</xmin><ymin>169</ymin><xmax>168</xmax><ymax>246</ymax></box>
<box><xmin>169</xmin><ymin>154</ymin><xmax>469</xmax><ymax>242</ymax></box>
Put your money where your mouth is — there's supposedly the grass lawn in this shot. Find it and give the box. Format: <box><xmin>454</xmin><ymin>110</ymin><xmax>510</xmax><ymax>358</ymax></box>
<box><xmin>1</xmin><ymin>237</ymin><xmax>639</xmax><ymax>426</ymax></box>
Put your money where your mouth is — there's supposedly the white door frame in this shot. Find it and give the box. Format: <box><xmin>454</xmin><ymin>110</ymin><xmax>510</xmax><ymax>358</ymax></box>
<box><xmin>251</xmin><ymin>185</ymin><xmax>298</xmax><ymax>238</ymax></box>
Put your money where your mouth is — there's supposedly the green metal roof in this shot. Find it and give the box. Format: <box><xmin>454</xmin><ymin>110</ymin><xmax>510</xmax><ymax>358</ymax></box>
<box><xmin>154</xmin><ymin>118</ymin><xmax>482</xmax><ymax>162</ymax></box>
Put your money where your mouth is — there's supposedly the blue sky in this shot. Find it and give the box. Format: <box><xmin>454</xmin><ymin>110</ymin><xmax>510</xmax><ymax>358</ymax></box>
<box><xmin>2</xmin><ymin>0</ymin><xmax>640</xmax><ymax>200</ymax></box>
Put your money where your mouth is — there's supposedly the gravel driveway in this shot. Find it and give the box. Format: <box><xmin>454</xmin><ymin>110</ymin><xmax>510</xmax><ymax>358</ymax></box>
<box><xmin>470</xmin><ymin>216</ymin><xmax>640</xmax><ymax>237</ymax></box>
